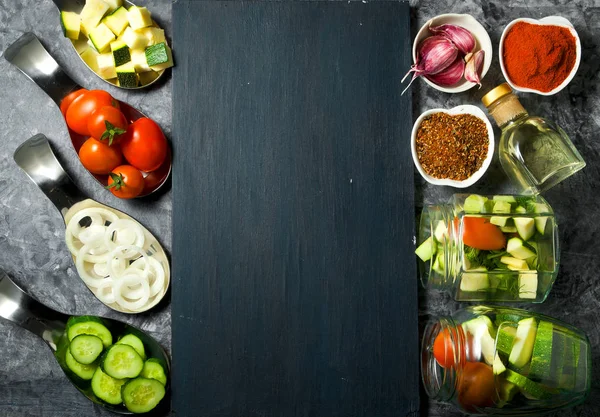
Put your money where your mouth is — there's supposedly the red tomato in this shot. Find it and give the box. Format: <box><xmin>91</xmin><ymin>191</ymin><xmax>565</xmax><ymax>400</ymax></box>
<box><xmin>433</xmin><ymin>326</ymin><xmax>466</xmax><ymax>368</ymax></box>
<box><xmin>461</xmin><ymin>217</ymin><xmax>506</xmax><ymax>250</ymax></box>
<box><xmin>66</xmin><ymin>90</ymin><xmax>119</xmax><ymax>136</ymax></box>
<box><xmin>120</xmin><ymin>117</ymin><xmax>168</xmax><ymax>172</ymax></box>
<box><xmin>107</xmin><ymin>165</ymin><xmax>145</xmax><ymax>199</ymax></box>
<box><xmin>457</xmin><ymin>362</ymin><xmax>496</xmax><ymax>412</ymax></box>
<box><xmin>78</xmin><ymin>138</ymin><xmax>123</xmax><ymax>174</ymax></box>
<box><xmin>87</xmin><ymin>106</ymin><xmax>128</xmax><ymax>145</ymax></box>
<box><xmin>60</xmin><ymin>89</ymin><xmax>87</xmax><ymax>117</ymax></box>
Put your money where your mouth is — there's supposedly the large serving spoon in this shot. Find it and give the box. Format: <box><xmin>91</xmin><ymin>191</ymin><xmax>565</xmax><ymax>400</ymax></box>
<box><xmin>52</xmin><ymin>0</ymin><xmax>167</xmax><ymax>89</ymax></box>
<box><xmin>0</xmin><ymin>271</ymin><xmax>170</xmax><ymax>415</ymax></box>
<box><xmin>14</xmin><ymin>134</ymin><xmax>170</xmax><ymax>314</ymax></box>
<box><xmin>4</xmin><ymin>32</ymin><xmax>171</xmax><ymax>198</ymax></box>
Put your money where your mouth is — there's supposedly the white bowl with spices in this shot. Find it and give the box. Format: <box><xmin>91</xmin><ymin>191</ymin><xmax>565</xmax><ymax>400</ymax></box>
<box><xmin>411</xmin><ymin>105</ymin><xmax>494</xmax><ymax>188</ymax></box>
<box><xmin>499</xmin><ymin>16</ymin><xmax>581</xmax><ymax>95</ymax></box>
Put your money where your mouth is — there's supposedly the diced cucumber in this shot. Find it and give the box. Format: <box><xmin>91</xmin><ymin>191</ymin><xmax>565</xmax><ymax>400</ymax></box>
<box><xmin>102</xmin><ymin>0</ymin><xmax>122</xmax><ymax>13</ymax></box>
<box><xmin>121</xmin><ymin>26</ymin><xmax>148</xmax><ymax>49</ymax></box>
<box><xmin>101</xmin><ymin>344</ymin><xmax>144</xmax><ymax>379</ymax></box>
<box><xmin>60</xmin><ymin>11</ymin><xmax>80</xmax><ymax>40</ymax></box>
<box><xmin>504</xmin><ymin>369</ymin><xmax>550</xmax><ymax>400</ymax></box>
<box><xmin>518</xmin><ymin>272</ymin><xmax>537</xmax><ymax>299</ymax></box>
<box><xmin>463</xmin><ymin>194</ymin><xmax>488</xmax><ymax>213</ymax></box>
<box><xmin>460</xmin><ymin>267</ymin><xmax>489</xmax><ymax>292</ymax></box>
<box><xmin>496</xmin><ymin>325</ymin><xmax>517</xmax><ymax>355</ymax></box>
<box><xmin>80</xmin><ymin>0</ymin><xmax>111</xmax><ymax>37</ymax></box>
<box><xmin>490</xmin><ymin>216</ymin><xmax>509</xmax><ymax>227</ymax></box>
<box><xmin>131</xmin><ymin>48</ymin><xmax>152</xmax><ymax>72</ymax></box>
<box><xmin>67</xmin><ymin>316</ymin><xmax>113</xmax><ymax>348</ymax></box>
<box><xmin>69</xmin><ymin>334</ymin><xmax>104</xmax><ymax>365</ymax></box>
<box><xmin>116</xmin><ymin>61</ymin><xmax>138</xmax><ymax>88</ymax></box>
<box><xmin>509</xmin><ymin>317</ymin><xmax>538</xmax><ymax>369</ymax></box>
<box><xmin>65</xmin><ymin>348</ymin><xmax>97</xmax><ymax>380</ymax></box>
<box><xmin>122</xmin><ymin>377</ymin><xmax>166</xmax><ymax>413</ymax></box>
<box><xmin>500</xmin><ymin>225</ymin><xmax>517</xmax><ymax>233</ymax></box>
<box><xmin>127</xmin><ymin>5</ymin><xmax>153</xmax><ymax>30</ymax></box>
<box><xmin>146</xmin><ymin>42</ymin><xmax>173</xmax><ymax>70</ymax></box>
<box><xmin>462</xmin><ymin>315</ymin><xmax>495</xmax><ymax>365</ymax></box>
<box><xmin>415</xmin><ymin>236</ymin><xmax>436</xmax><ymax>262</ymax></box>
<box><xmin>500</xmin><ymin>256</ymin><xmax>528</xmax><ymax>270</ymax></box>
<box><xmin>433</xmin><ymin>220</ymin><xmax>448</xmax><ymax>242</ymax></box>
<box><xmin>141</xmin><ymin>358</ymin><xmax>167</xmax><ymax>385</ymax></box>
<box><xmin>97</xmin><ymin>52</ymin><xmax>117</xmax><ymax>79</ymax></box>
<box><xmin>493</xmin><ymin>195</ymin><xmax>517</xmax><ymax>203</ymax></box>
<box><xmin>103</xmin><ymin>6</ymin><xmax>129</xmax><ymax>36</ymax></box>
<box><xmin>89</xmin><ymin>22</ymin><xmax>116</xmax><ymax>53</ymax></box>
<box><xmin>80</xmin><ymin>47</ymin><xmax>100</xmax><ymax>72</ymax></box>
<box><xmin>139</xmin><ymin>27</ymin><xmax>166</xmax><ymax>45</ymax></box>
<box><xmin>507</xmin><ymin>237</ymin><xmax>536</xmax><ymax>260</ymax></box>
<box><xmin>91</xmin><ymin>367</ymin><xmax>127</xmax><ymax>405</ymax></box>
<box><xmin>116</xmin><ymin>334</ymin><xmax>146</xmax><ymax>360</ymax></box>
<box><xmin>110</xmin><ymin>39</ymin><xmax>130</xmax><ymax>66</ymax></box>
<box><xmin>529</xmin><ymin>320</ymin><xmax>553</xmax><ymax>380</ymax></box>
<box><xmin>514</xmin><ymin>217</ymin><xmax>535</xmax><ymax>241</ymax></box>
<box><xmin>493</xmin><ymin>352</ymin><xmax>507</xmax><ymax>375</ymax></box>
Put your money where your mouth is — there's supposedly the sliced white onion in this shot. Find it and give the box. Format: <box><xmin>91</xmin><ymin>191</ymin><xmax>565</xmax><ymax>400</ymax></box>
<box><xmin>78</xmin><ymin>225</ymin><xmax>107</xmax><ymax>246</ymax></box>
<box><xmin>130</xmin><ymin>257</ymin><xmax>165</xmax><ymax>297</ymax></box>
<box><xmin>114</xmin><ymin>275</ymin><xmax>150</xmax><ymax>311</ymax></box>
<box><xmin>94</xmin><ymin>279</ymin><xmax>116</xmax><ymax>304</ymax></box>
<box><xmin>104</xmin><ymin>219</ymin><xmax>145</xmax><ymax>256</ymax></box>
<box><xmin>76</xmin><ymin>245</ymin><xmax>110</xmax><ymax>288</ymax></box>
<box><xmin>65</xmin><ymin>208</ymin><xmax>119</xmax><ymax>256</ymax></box>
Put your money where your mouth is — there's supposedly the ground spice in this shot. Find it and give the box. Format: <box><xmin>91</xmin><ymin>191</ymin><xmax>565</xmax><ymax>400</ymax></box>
<box><xmin>503</xmin><ymin>22</ymin><xmax>577</xmax><ymax>92</ymax></box>
<box><xmin>416</xmin><ymin>113</ymin><xmax>488</xmax><ymax>181</ymax></box>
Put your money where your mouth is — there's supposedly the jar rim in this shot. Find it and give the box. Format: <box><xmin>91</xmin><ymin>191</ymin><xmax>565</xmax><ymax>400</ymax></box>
<box><xmin>421</xmin><ymin>316</ymin><xmax>460</xmax><ymax>401</ymax></box>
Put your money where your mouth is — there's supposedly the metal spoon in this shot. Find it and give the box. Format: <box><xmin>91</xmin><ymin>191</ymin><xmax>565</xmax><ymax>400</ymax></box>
<box><xmin>4</xmin><ymin>32</ymin><xmax>172</xmax><ymax>198</ymax></box>
<box><xmin>52</xmin><ymin>0</ymin><xmax>167</xmax><ymax>89</ymax></box>
<box><xmin>14</xmin><ymin>134</ymin><xmax>170</xmax><ymax>314</ymax></box>
<box><xmin>0</xmin><ymin>271</ymin><xmax>170</xmax><ymax>415</ymax></box>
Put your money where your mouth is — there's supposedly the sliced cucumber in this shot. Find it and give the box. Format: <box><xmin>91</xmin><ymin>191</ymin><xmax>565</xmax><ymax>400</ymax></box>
<box><xmin>101</xmin><ymin>344</ymin><xmax>144</xmax><ymax>379</ymax></box>
<box><xmin>141</xmin><ymin>358</ymin><xmax>167</xmax><ymax>385</ymax></box>
<box><xmin>490</xmin><ymin>216</ymin><xmax>509</xmax><ymax>227</ymax></box>
<box><xmin>116</xmin><ymin>334</ymin><xmax>146</xmax><ymax>360</ymax></box>
<box><xmin>500</xmin><ymin>225</ymin><xmax>518</xmax><ymax>233</ymax></box>
<box><xmin>139</xmin><ymin>27</ymin><xmax>166</xmax><ymax>45</ymax></box>
<box><xmin>92</xmin><ymin>367</ymin><xmax>127</xmax><ymax>405</ymax></box>
<box><xmin>80</xmin><ymin>0</ymin><xmax>111</xmax><ymax>37</ymax></box>
<box><xmin>97</xmin><ymin>52</ymin><xmax>117</xmax><ymax>80</ymax></box>
<box><xmin>534</xmin><ymin>203</ymin><xmax>550</xmax><ymax>234</ymax></box>
<box><xmin>122</xmin><ymin>377</ymin><xmax>166</xmax><ymax>413</ymax></box>
<box><xmin>66</xmin><ymin>349</ymin><xmax>97</xmax><ymax>380</ymax></box>
<box><xmin>67</xmin><ymin>316</ymin><xmax>113</xmax><ymax>348</ymax></box>
<box><xmin>70</xmin><ymin>334</ymin><xmax>104</xmax><ymax>365</ymax></box>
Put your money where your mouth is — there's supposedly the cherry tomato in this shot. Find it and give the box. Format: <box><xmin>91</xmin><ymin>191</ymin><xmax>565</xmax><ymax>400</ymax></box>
<box><xmin>78</xmin><ymin>138</ymin><xmax>123</xmax><ymax>175</ymax></box>
<box><xmin>433</xmin><ymin>326</ymin><xmax>466</xmax><ymax>368</ymax></box>
<box><xmin>461</xmin><ymin>217</ymin><xmax>506</xmax><ymax>250</ymax></box>
<box><xmin>60</xmin><ymin>89</ymin><xmax>87</xmax><ymax>117</ymax></box>
<box><xmin>66</xmin><ymin>90</ymin><xmax>119</xmax><ymax>136</ymax></box>
<box><xmin>120</xmin><ymin>117</ymin><xmax>168</xmax><ymax>172</ymax></box>
<box><xmin>107</xmin><ymin>165</ymin><xmax>144</xmax><ymax>199</ymax></box>
<box><xmin>457</xmin><ymin>362</ymin><xmax>496</xmax><ymax>412</ymax></box>
<box><xmin>88</xmin><ymin>106</ymin><xmax>128</xmax><ymax>145</ymax></box>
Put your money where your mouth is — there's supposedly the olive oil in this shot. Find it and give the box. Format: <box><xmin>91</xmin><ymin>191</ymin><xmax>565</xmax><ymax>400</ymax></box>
<box><xmin>482</xmin><ymin>84</ymin><xmax>585</xmax><ymax>195</ymax></box>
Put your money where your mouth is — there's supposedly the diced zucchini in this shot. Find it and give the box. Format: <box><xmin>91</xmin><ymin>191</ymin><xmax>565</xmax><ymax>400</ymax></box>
<box><xmin>116</xmin><ymin>61</ymin><xmax>138</xmax><ymax>88</ymax></box>
<box><xmin>91</xmin><ymin>367</ymin><xmax>127</xmax><ymax>405</ymax></box>
<box><xmin>67</xmin><ymin>316</ymin><xmax>113</xmax><ymax>348</ymax></box>
<box><xmin>69</xmin><ymin>334</ymin><xmax>104</xmax><ymax>365</ymax></box>
<box><xmin>462</xmin><ymin>315</ymin><xmax>495</xmax><ymax>365</ymax></box>
<box><xmin>146</xmin><ymin>42</ymin><xmax>173</xmax><ymax>70</ymax></box>
<box><xmin>60</xmin><ymin>11</ymin><xmax>81</xmax><ymax>40</ymax></box>
<box><xmin>102</xmin><ymin>0</ymin><xmax>122</xmax><ymax>13</ymax></box>
<box><xmin>518</xmin><ymin>272</ymin><xmax>537</xmax><ymax>299</ymax></box>
<box><xmin>65</xmin><ymin>349</ymin><xmax>97</xmax><ymax>380</ymax></box>
<box><xmin>507</xmin><ymin>237</ymin><xmax>536</xmax><ymax>260</ymax></box>
<box><xmin>493</xmin><ymin>195</ymin><xmax>517</xmax><ymax>203</ymax></box>
<box><xmin>122</xmin><ymin>378</ymin><xmax>166</xmax><ymax>413</ymax></box>
<box><xmin>500</xmin><ymin>256</ymin><xmax>528</xmax><ymax>270</ymax></box>
<box><xmin>433</xmin><ymin>220</ymin><xmax>448</xmax><ymax>242</ymax></box>
<box><xmin>131</xmin><ymin>48</ymin><xmax>152</xmax><ymax>72</ymax></box>
<box><xmin>80</xmin><ymin>0</ymin><xmax>110</xmax><ymax>37</ymax></box>
<box><xmin>127</xmin><ymin>6</ymin><xmax>153</xmax><ymax>30</ymax></box>
<box><xmin>101</xmin><ymin>344</ymin><xmax>144</xmax><ymax>379</ymax></box>
<box><xmin>490</xmin><ymin>216</ymin><xmax>509</xmax><ymax>227</ymax></box>
<box><xmin>140</xmin><ymin>358</ymin><xmax>167</xmax><ymax>385</ymax></box>
<box><xmin>110</xmin><ymin>39</ymin><xmax>130</xmax><ymax>66</ymax></box>
<box><xmin>139</xmin><ymin>27</ymin><xmax>166</xmax><ymax>45</ymax></box>
<box><xmin>504</xmin><ymin>369</ymin><xmax>550</xmax><ymax>400</ymax></box>
<box><xmin>460</xmin><ymin>267</ymin><xmax>489</xmax><ymax>292</ymax></box>
<box><xmin>138</xmin><ymin>70</ymin><xmax>159</xmax><ymax>85</ymax></box>
<box><xmin>415</xmin><ymin>236</ymin><xmax>436</xmax><ymax>262</ymax></box>
<box><xmin>514</xmin><ymin>217</ymin><xmax>535</xmax><ymax>241</ymax></box>
<box><xmin>534</xmin><ymin>203</ymin><xmax>549</xmax><ymax>234</ymax></box>
<box><xmin>116</xmin><ymin>334</ymin><xmax>146</xmax><ymax>360</ymax></box>
<box><xmin>493</xmin><ymin>200</ymin><xmax>512</xmax><ymax>214</ymax></box>
<box><xmin>509</xmin><ymin>317</ymin><xmax>538</xmax><ymax>369</ymax></box>
<box><xmin>102</xmin><ymin>6</ymin><xmax>129</xmax><ymax>36</ymax></box>
<box><xmin>97</xmin><ymin>52</ymin><xmax>117</xmax><ymax>79</ymax></box>
<box><xmin>463</xmin><ymin>194</ymin><xmax>488</xmax><ymax>213</ymax></box>
<box><xmin>80</xmin><ymin>47</ymin><xmax>100</xmax><ymax>72</ymax></box>
<box><xmin>121</xmin><ymin>26</ymin><xmax>148</xmax><ymax>49</ymax></box>
<box><xmin>89</xmin><ymin>22</ymin><xmax>116</xmax><ymax>53</ymax></box>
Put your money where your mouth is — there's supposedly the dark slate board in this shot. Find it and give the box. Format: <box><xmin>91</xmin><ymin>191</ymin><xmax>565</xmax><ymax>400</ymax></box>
<box><xmin>171</xmin><ymin>2</ymin><xmax>418</xmax><ymax>416</ymax></box>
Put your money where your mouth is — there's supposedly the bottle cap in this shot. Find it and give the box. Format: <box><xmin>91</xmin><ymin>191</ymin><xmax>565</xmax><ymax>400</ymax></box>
<box><xmin>481</xmin><ymin>83</ymin><xmax>513</xmax><ymax>107</ymax></box>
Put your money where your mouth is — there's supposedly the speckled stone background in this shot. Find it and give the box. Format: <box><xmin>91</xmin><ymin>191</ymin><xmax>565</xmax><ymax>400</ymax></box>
<box><xmin>0</xmin><ymin>0</ymin><xmax>599</xmax><ymax>416</ymax></box>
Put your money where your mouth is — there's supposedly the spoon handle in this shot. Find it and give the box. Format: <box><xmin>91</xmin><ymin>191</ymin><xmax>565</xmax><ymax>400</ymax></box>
<box><xmin>0</xmin><ymin>272</ymin><xmax>68</xmax><ymax>351</ymax></box>
<box><xmin>4</xmin><ymin>32</ymin><xmax>80</xmax><ymax>106</ymax></box>
<box><xmin>14</xmin><ymin>134</ymin><xmax>86</xmax><ymax>218</ymax></box>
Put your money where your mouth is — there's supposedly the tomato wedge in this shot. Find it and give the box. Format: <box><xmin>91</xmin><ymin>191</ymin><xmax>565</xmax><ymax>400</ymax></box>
<box><xmin>461</xmin><ymin>217</ymin><xmax>506</xmax><ymax>250</ymax></box>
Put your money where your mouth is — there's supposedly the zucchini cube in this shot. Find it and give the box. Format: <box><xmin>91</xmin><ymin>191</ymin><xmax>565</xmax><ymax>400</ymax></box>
<box><xmin>97</xmin><ymin>52</ymin><xmax>117</xmax><ymax>79</ymax></box>
<box><xmin>60</xmin><ymin>11</ymin><xmax>80</xmax><ymax>40</ymax></box>
<box><xmin>121</xmin><ymin>26</ymin><xmax>148</xmax><ymax>50</ymax></box>
<box><xmin>80</xmin><ymin>0</ymin><xmax>110</xmax><ymax>36</ymax></box>
<box><xmin>89</xmin><ymin>22</ymin><xmax>116</xmax><ymax>53</ymax></box>
<box><xmin>103</xmin><ymin>6</ymin><xmax>129</xmax><ymax>36</ymax></box>
<box><xmin>145</xmin><ymin>42</ymin><xmax>173</xmax><ymax>71</ymax></box>
<box><xmin>131</xmin><ymin>49</ymin><xmax>152</xmax><ymax>72</ymax></box>
<box><xmin>116</xmin><ymin>62</ymin><xmax>138</xmax><ymax>88</ymax></box>
<box><xmin>111</xmin><ymin>39</ymin><xmax>131</xmax><ymax>66</ymax></box>
<box><xmin>127</xmin><ymin>6</ymin><xmax>153</xmax><ymax>30</ymax></box>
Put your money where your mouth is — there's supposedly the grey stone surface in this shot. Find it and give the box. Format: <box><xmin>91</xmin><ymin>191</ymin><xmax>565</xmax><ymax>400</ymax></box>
<box><xmin>0</xmin><ymin>0</ymin><xmax>598</xmax><ymax>416</ymax></box>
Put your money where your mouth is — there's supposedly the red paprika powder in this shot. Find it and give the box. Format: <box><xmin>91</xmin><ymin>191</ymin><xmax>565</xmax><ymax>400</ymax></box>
<box><xmin>502</xmin><ymin>21</ymin><xmax>577</xmax><ymax>92</ymax></box>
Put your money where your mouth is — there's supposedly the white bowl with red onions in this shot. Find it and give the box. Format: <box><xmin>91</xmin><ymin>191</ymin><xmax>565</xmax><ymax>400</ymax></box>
<box><xmin>403</xmin><ymin>14</ymin><xmax>493</xmax><ymax>94</ymax></box>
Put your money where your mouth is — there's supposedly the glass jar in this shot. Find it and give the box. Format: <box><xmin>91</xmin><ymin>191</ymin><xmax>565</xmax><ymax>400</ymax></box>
<box><xmin>482</xmin><ymin>83</ymin><xmax>586</xmax><ymax>195</ymax></box>
<box><xmin>416</xmin><ymin>193</ymin><xmax>559</xmax><ymax>302</ymax></box>
<box><xmin>422</xmin><ymin>305</ymin><xmax>591</xmax><ymax>415</ymax></box>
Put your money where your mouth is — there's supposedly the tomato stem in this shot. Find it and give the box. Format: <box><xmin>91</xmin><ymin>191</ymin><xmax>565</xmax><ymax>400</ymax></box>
<box><xmin>100</xmin><ymin>120</ymin><xmax>126</xmax><ymax>146</ymax></box>
<box><xmin>106</xmin><ymin>173</ymin><xmax>124</xmax><ymax>191</ymax></box>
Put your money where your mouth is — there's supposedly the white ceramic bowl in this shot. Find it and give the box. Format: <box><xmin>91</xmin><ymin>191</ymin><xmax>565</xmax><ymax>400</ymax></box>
<box><xmin>411</xmin><ymin>105</ymin><xmax>494</xmax><ymax>188</ymax></box>
<box><xmin>412</xmin><ymin>14</ymin><xmax>493</xmax><ymax>93</ymax></box>
<box><xmin>499</xmin><ymin>16</ymin><xmax>581</xmax><ymax>95</ymax></box>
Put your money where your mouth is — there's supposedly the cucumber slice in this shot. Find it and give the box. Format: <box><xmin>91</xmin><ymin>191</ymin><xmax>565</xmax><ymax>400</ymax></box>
<box><xmin>116</xmin><ymin>334</ymin><xmax>146</xmax><ymax>360</ymax></box>
<box><xmin>66</xmin><ymin>349</ymin><xmax>97</xmax><ymax>380</ymax></box>
<box><xmin>91</xmin><ymin>367</ymin><xmax>127</xmax><ymax>405</ymax></box>
<box><xmin>507</xmin><ymin>237</ymin><xmax>536</xmax><ymax>260</ymax></box>
<box><xmin>515</xmin><ymin>206</ymin><xmax>527</xmax><ymax>214</ymax></box>
<box><xmin>432</xmin><ymin>253</ymin><xmax>445</xmax><ymax>275</ymax></box>
<box><xmin>141</xmin><ymin>358</ymin><xmax>167</xmax><ymax>385</ymax></box>
<box><xmin>509</xmin><ymin>317</ymin><xmax>538</xmax><ymax>369</ymax></box>
<box><xmin>463</xmin><ymin>194</ymin><xmax>488</xmax><ymax>213</ymax></box>
<box><xmin>60</xmin><ymin>11</ymin><xmax>80</xmax><ymax>40</ymax></box>
<box><xmin>415</xmin><ymin>236</ymin><xmax>436</xmax><ymax>262</ymax></box>
<box><xmin>69</xmin><ymin>334</ymin><xmax>104</xmax><ymax>365</ymax></box>
<box><xmin>101</xmin><ymin>344</ymin><xmax>144</xmax><ymax>379</ymax></box>
<box><xmin>529</xmin><ymin>320</ymin><xmax>553</xmax><ymax>380</ymax></box>
<box><xmin>122</xmin><ymin>377</ymin><xmax>166</xmax><ymax>413</ymax></box>
<box><xmin>67</xmin><ymin>316</ymin><xmax>113</xmax><ymax>348</ymax></box>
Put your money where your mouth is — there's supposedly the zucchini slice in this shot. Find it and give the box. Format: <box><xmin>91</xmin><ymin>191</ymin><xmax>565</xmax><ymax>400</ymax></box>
<box><xmin>122</xmin><ymin>377</ymin><xmax>166</xmax><ymax>413</ymax></box>
<box><xmin>65</xmin><ymin>349</ymin><xmax>97</xmax><ymax>380</ymax></box>
<box><xmin>67</xmin><ymin>316</ymin><xmax>113</xmax><ymax>348</ymax></box>
<box><xmin>140</xmin><ymin>358</ymin><xmax>167</xmax><ymax>385</ymax></box>
<box><xmin>91</xmin><ymin>367</ymin><xmax>127</xmax><ymax>405</ymax></box>
<box><xmin>116</xmin><ymin>334</ymin><xmax>146</xmax><ymax>360</ymax></box>
<box><xmin>101</xmin><ymin>344</ymin><xmax>144</xmax><ymax>379</ymax></box>
<box><xmin>69</xmin><ymin>334</ymin><xmax>104</xmax><ymax>365</ymax></box>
